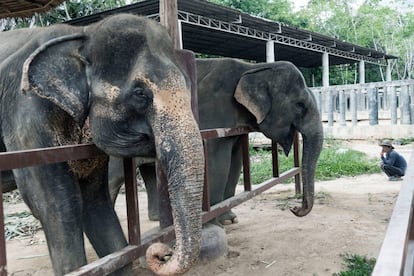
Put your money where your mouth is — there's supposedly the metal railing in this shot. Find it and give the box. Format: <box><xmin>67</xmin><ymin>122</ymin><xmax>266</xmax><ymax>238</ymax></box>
<box><xmin>372</xmin><ymin>150</ymin><xmax>414</xmax><ymax>276</ymax></box>
<box><xmin>0</xmin><ymin>129</ymin><xmax>301</xmax><ymax>275</ymax></box>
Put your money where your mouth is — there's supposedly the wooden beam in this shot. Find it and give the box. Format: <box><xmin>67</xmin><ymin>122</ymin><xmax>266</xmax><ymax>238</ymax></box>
<box><xmin>159</xmin><ymin>0</ymin><xmax>180</xmax><ymax>49</ymax></box>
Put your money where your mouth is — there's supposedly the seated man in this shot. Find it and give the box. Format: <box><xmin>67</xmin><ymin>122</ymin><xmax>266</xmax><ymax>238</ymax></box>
<box><xmin>379</xmin><ymin>140</ymin><xmax>407</xmax><ymax>181</ymax></box>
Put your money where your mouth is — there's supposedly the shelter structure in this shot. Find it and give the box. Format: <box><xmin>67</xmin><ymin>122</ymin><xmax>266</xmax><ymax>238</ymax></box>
<box><xmin>0</xmin><ymin>0</ymin><xmax>64</xmax><ymax>18</ymax></box>
<box><xmin>66</xmin><ymin>0</ymin><xmax>397</xmax><ymax>86</ymax></box>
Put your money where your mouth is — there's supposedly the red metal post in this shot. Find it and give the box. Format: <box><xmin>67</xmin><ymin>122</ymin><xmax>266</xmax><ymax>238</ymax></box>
<box><xmin>0</xmin><ymin>175</ymin><xmax>7</xmax><ymax>276</ymax></box>
<box><xmin>241</xmin><ymin>134</ymin><xmax>251</xmax><ymax>191</ymax></box>
<box><xmin>272</xmin><ymin>140</ymin><xmax>279</xmax><ymax>177</ymax></box>
<box><xmin>202</xmin><ymin>140</ymin><xmax>210</xmax><ymax>212</ymax></box>
<box><xmin>123</xmin><ymin>158</ymin><xmax>141</xmax><ymax>245</ymax></box>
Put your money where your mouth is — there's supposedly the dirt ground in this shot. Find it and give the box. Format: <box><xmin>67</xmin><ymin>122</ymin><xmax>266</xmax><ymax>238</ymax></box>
<box><xmin>4</xmin><ymin>140</ymin><xmax>413</xmax><ymax>276</ymax></box>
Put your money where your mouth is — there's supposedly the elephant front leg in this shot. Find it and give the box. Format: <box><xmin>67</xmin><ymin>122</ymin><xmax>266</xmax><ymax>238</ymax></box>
<box><xmin>206</xmin><ymin>138</ymin><xmax>237</xmax><ymax>226</ymax></box>
<box><xmin>139</xmin><ymin>163</ymin><xmax>159</xmax><ymax>221</ymax></box>
<box><xmin>14</xmin><ymin>165</ymin><xmax>87</xmax><ymax>275</ymax></box>
<box><xmin>219</xmin><ymin>137</ymin><xmax>243</xmax><ymax>225</ymax></box>
<box><xmin>79</xmin><ymin>169</ymin><xmax>131</xmax><ymax>275</ymax></box>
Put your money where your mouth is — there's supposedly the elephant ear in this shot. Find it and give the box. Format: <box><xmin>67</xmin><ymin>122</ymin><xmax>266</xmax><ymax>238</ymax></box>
<box><xmin>21</xmin><ymin>34</ymin><xmax>89</xmax><ymax>125</ymax></box>
<box><xmin>234</xmin><ymin>67</ymin><xmax>272</xmax><ymax>124</ymax></box>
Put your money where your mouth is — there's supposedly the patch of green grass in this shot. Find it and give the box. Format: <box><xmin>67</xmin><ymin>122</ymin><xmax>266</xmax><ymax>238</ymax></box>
<box><xmin>316</xmin><ymin>147</ymin><xmax>380</xmax><ymax>180</ymax></box>
<box><xmin>247</xmin><ymin>141</ymin><xmax>380</xmax><ymax>185</ymax></box>
<box><xmin>399</xmin><ymin>137</ymin><xmax>414</xmax><ymax>145</ymax></box>
<box><xmin>334</xmin><ymin>253</ymin><xmax>376</xmax><ymax>276</ymax></box>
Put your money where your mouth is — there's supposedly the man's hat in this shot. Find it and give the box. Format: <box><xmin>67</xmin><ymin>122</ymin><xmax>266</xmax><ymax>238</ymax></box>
<box><xmin>379</xmin><ymin>139</ymin><xmax>394</xmax><ymax>149</ymax></box>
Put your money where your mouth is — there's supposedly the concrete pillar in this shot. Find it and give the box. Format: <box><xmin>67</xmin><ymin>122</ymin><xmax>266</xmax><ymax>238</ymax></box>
<box><xmin>350</xmin><ymin>89</ymin><xmax>357</xmax><ymax>126</ymax></box>
<box><xmin>359</xmin><ymin>60</ymin><xmax>365</xmax><ymax>84</ymax></box>
<box><xmin>368</xmin><ymin>87</ymin><xmax>378</xmax><ymax>125</ymax></box>
<box><xmin>328</xmin><ymin>89</ymin><xmax>334</xmax><ymax>126</ymax></box>
<box><xmin>339</xmin><ymin>90</ymin><xmax>346</xmax><ymax>126</ymax></box>
<box><xmin>390</xmin><ymin>86</ymin><xmax>397</xmax><ymax>125</ymax></box>
<box><xmin>400</xmin><ymin>85</ymin><xmax>411</xmax><ymax>124</ymax></box>
<box><xmin>386</xmin><ymin>60</ymin><xmax>392</xmax><ymax>82</ymax></box>
<box><xmin>316</xmin><ymin>90</ymin><xmax>322</xmax><ymax>117</ymax></box>
<box><xmin>266</xmin><ymin>40</ymin><xmax>275</xmax><ymax>63</ymax></box>
<box><xmin>322</xmin><ymin>52</ymin><xmax>329</xmax><ymax>87</ymax></box>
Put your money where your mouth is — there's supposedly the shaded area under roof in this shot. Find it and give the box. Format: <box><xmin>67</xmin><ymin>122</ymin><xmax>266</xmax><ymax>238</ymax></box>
<box><xmin>67</xmin><ymin>0</ymin><xmax>397</xmax><ymax>68</ymax></box>
<box><xmin>0</xmin><ymin>0</ymin><xmax>64</xmax><ymax>19</ymax></box>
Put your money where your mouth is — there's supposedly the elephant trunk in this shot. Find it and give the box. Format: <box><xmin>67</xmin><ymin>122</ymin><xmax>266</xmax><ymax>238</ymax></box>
<box><xmin>146</xmin><ymin>87</ymin><xmax>205</xmax><ymax>275</ymax></box>
<box><xmin>290</xmin><ymin>123</ymin><xmax>323</xmax><ymax>217</ymax></box>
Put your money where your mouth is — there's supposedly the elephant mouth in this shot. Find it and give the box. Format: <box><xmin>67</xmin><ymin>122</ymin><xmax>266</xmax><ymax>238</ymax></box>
<box><xmin>91</xmin><ymin>117</ymin><xmax>156</xmax><ymax>157</ymax></box>
<box><xmin>102</xmin><ymin>133</ymin><xmax>156</xmax><ymax>158</ymax></box>
<box><xmin>259</xmin><ymin>124</ymin><xmax>296</xmax><ymax>156</ymax></box>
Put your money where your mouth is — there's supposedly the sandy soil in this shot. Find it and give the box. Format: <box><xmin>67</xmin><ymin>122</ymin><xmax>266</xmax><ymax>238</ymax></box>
<box><xmin>4</xmin><ymin>140</ymin><xmax>413</xmax><ymax>276</ymax></box>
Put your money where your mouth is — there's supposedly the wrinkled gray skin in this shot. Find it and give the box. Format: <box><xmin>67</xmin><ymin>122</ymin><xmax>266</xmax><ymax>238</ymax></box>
<box><xmin>109</xmin><ymin>58</ymin><xmax>323</xmax><ymax>225</ymax></box>
<box><xmin>0</xmin><ymin>14</ymin><xmax>204</xmax><ymax>275</ymax></box>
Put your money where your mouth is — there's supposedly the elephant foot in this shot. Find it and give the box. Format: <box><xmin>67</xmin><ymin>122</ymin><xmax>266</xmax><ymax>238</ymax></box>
<box><xmin>199</xmin><ymin>223</ymin><xmax>228</xmax><ymax>261</ymax></box>
<box><xmin>147</xmin><ymin>204</ymin><xmax>160</xmax><ymax>221</ymax></box>
<box><xmin>148</xmin><ymin>212</ymin><xmax>159</xmax><ymax>221</ymax></box>
<box><xmin>218</xmin><ymin>210</ymin><xmax>238</xmax><ymax>225</ymax></box>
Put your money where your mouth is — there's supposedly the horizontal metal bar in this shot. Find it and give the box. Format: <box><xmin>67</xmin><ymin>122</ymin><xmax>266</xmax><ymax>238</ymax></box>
<box><xmin>0</xmin><ymin>144</ymin><xmax>104</xmax><ymax>170</ymax></box>
<box><xmin>202</xmin><ymin>167</ymin><xmax>300</xmax><ymax>223</ymax></box>
<box><xmin>66</xmin><ymin>226</ymin><xmax>176</xmax><ymax>276</ymax></box>
<box><xmin>200</xmin><ymin>127</ymin><xmax>252</xmax><ymax>139</ymax></box>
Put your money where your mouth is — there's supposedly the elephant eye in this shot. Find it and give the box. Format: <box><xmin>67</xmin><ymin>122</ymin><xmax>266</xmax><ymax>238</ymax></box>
<box><xmin>130</xmin><ymin>84</ymin><xmax>153</xmax><ymax>112</ymax></box>
<box><xmin>296</xmin><ymin>102</ymin><xmax>307</xmax><ymax>116</ymax></box>
<box><xmin>133</xmin><ymin>86</ymin><xmax>146</xmax><ymax>97</ymax></box>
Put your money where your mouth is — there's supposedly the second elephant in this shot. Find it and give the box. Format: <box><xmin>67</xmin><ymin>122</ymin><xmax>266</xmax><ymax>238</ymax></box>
<box><xmin>110</xmin><ymin>57</ymin><xmax>323</xmax><ymax>224</ymax></box>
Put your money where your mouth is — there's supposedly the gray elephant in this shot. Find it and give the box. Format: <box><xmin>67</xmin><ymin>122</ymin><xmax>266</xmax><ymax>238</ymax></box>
<box><xmin>0</xmin><ymin>14</ymin><xmax>204</xmax><ymax>275</ymax></box>
<box><xmin>110</xmin><ymin>57</ymin><xmax>323</xmax><ymax>225</ymax></box>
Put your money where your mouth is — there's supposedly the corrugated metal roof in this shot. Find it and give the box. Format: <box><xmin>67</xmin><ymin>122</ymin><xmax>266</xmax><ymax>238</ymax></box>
<box><xmin>37</xmin><ymin>0</ymin><xmax>397</xmax><ymax>68</ymax></box>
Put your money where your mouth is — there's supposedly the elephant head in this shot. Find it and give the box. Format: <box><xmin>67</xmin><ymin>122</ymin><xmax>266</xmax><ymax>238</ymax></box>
<box><xmin>234</xmin><ymin>61</ymin><xmax>323</xmax><ymax>217</ymax></box>
<box><xmin>21</xmin><ymin>14</ymin><xmax>204</xmax><ymax>274</ymax></box>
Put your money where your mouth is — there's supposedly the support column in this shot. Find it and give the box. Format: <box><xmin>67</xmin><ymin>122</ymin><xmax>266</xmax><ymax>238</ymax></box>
<box><xmin>339</xmin><ymin>90</ymin><xmax>346</xmax><ymax>126</ymax></box>
<box><xmin>322</xmin><ymin>52</ymin><xmax>329</xmax><ymax>87</ymax></box>
<box><xmin>177</xmin><ymin>20</ymin><xmax>183</xmax><ymax>49</ymax></box>
<box><xmin>266</xmin><ymin>40</ymin><xmax>275</xmax><ymax>63</ymax></box>
<box><xmin>401</xmin><ymin>85</ymin><xmax>411</xmax><ymax>124</ymax></box>
<box><xmin>327</xmin><ymin>89</ymin><xmax>334</xmax><ymax>127</ymax></box>
<box><xmin>368</xmin><ymin>87</ymin><xmax>379</xmax><ymax>125</ymax></box>
<box><xmin>160</xmin><ymin>0</ymin><xmax>180</xmax><ymax>49</ymax></box>
<box><xmin>386</xmin><ymin>60</ymin><xmax>392</xmax><ymax>82</ymax></box>
<box><xmin>359</xmin><ymin>60</ymin><xmax>365</xmax><ymax>84</ymax></box>
<box><xmin>390</xmin><ymin>86</ymin><xmax>397</xmax><ymax>125</ymax></box>
<box><xmin>350</xmin><ymin>89</ymin><xmax>357</xmax><ymax>126</ymax></box>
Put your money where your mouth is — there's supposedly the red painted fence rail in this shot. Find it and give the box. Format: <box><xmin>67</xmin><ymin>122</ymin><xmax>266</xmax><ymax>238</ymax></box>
<box><xmin>0</xmin><ymin>129</ymin><xmax>301</xmax><ymax>275</ymax></box>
